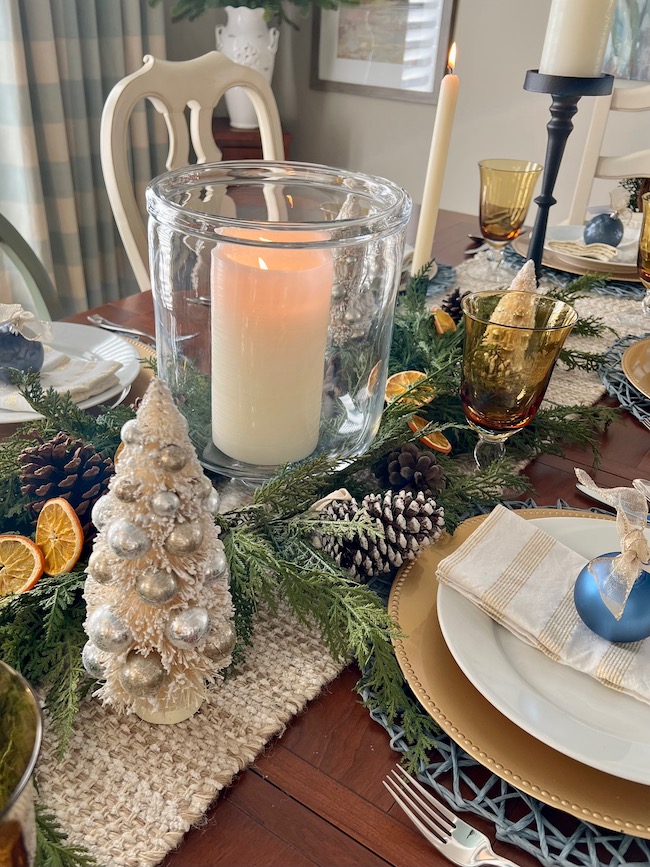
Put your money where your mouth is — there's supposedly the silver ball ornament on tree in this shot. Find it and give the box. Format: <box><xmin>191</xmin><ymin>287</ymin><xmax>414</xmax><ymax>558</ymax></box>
<box><xmin>118</xmin><ymin>650</ymin><xmax>167</xmax><ymax>697</ymax></box>
<box><xmin>204</xmin><ymin>548</ymin><xmax>228</xmax><ymax>581</ymax></box>
<box><xmin>91</xmin><ymin>495</ymin><xmax>113</xmax><ymax>531</ymax></box>
<box><xmin>158</xmin><ymin>444</ymin><xmax>187</xmax><ymax>471</ymax></box>
<box><xmin>135</xmin><ymin>570</ymin><xmax>179</xmax><ymax>606</ymax></box>
<box><xmin>165</xmin><ymin>522</ymin><xmax>203</xmax><ymax>555</ymax></box>
<box><xmin>204</xmin><ymin>622</ymin><xmax>236</xmax><ymax>662</ymax></box>
<box><xmin>206</xmin><ymin>489</ymin><xmax>220</xmax><ymax>514</ymax></box>
<box><xmin>107</xmin><ymin>519</ymin><xmax>151</xmax><ymax>560</ymax></box>
<box><xmin>152</xmin><ymin>490</ymin><xmax>181</xmax><ymax>517</ymax></box>
<box><xmin>82</xmin><ymin>642</ymin><xmax>108</xmax><ymax>679</ymax></box>
<box><xmin>198</xmin><ymin>476</ymin><xmax>213</xmax><ymax>498</ymax></box>
<box><xmin>86</xmin><ymin>549</ymin><xmax>117</xmax><ymax>585</ymax></box>
<box><xmin>165</xmin><ymin>607</ymin><xmax>210</xmax><ymax>649</ymax></box>
<box><xmin>112</xmin><ymin>477</ymin><xmax>142</xmax><ymax>503</ymax></box>
<box><xmin>86</xmin><ymin>606</ymin><xmax>132</xmax><ymax>653</ymax></box>
<box><xmin>120</xmin><ymin>419</ymin><xmax>143</xmax><ymax>445</ymax></box>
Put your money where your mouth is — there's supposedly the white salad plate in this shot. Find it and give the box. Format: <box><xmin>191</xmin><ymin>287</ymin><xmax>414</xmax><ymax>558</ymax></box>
<box><xmin>437</xmin><ymin>515</ymin><xmax>650</xmax><ymax>786</ymax></box>
<box><xmin>543</xmin><ymin>224</ymin><xmax>639</xmax><ymax>276</ymax></box>
<box><xmin>0</xmin><ymin>322</ymin><xmax>140</xmax><ymax>424</ymax></box>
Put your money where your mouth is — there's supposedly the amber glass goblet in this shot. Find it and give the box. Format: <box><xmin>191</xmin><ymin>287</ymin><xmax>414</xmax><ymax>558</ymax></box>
<box><xmin>637</xmin><ymin>191</ymin><xmax>650</xmax><ymax>316</ymax></box>
<box><xmin>461</xmin><ymin>290</ymin><xmax>578</xmax><ymax>468</ymax></box>
<box><xmin>470</xmin><ymin>159</ymin><xmax>543</xmax><ymax>286</ymax></box>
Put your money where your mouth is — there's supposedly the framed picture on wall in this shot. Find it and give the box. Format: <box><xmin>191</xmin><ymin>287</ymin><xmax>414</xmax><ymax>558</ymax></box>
<box><xmin>311</xmin><ymin>0</ymin><xmax>455</xmax><ymax>103</ymax></box>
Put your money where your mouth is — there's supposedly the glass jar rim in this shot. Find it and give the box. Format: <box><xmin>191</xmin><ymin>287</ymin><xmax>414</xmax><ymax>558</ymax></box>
<box><xmin>0</xmin><ymin>659</ymin><xmax>43</xmax><ymax>820</ymax></box>
<box><xmin>146</xmin><ymin>160</ymin><xmax>412</xmax><ymax>248</ymax></box>
<box><xmin>461</xmin><ymin>290</ymin><xmax>578</xmax><ymax>330</ymax></box>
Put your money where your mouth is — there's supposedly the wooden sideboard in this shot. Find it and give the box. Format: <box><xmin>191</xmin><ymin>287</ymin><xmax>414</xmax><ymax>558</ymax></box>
<box><xmin>212</xmin><ymin>116</ymin><xmax>292</xmax><ymax>160</ymax></box>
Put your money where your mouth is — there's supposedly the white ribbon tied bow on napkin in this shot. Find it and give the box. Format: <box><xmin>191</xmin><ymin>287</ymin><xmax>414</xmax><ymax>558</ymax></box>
<box><xmin>0</xmin><ymin>345</ymin><xmax>121</xmax><ymax>413</ymax></box>
<box><xmin>436</xmin><ymin>504</ymin><xmax>650</xmax><ymax>705</ymax></box>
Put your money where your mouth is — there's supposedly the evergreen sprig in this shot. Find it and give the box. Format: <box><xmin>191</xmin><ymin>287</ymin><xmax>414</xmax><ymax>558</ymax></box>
<box><xmin>0</xmin><ymin>570</ymin><xmax>90</xmax><ymax>755</ymax></box>
<box><xmin>35</xmin><ymin>804</ymin><xmax>99</xmax><ymax>867</ymax></box>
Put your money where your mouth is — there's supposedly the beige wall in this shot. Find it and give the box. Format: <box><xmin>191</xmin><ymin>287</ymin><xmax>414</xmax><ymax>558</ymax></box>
<box><xmin>164</xmin><ymin>0</ymin><xmax>649</xmax><ymax>225</ymax></box>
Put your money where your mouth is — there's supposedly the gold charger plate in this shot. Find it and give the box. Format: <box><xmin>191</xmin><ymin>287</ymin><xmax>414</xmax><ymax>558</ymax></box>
<box><xmin>621</xmin><ymin>336</ymin><xmax>650</xmax><ymax>400</ymax></box>
<box><xmin>512</xmin><ymin>235</ymin><xmax>640</xmax><ymax>281</ymax></box>
<box><xmin>388</xmin><ymin>509</ymin><xmax>650</xmax><ymax>838</ymax></box>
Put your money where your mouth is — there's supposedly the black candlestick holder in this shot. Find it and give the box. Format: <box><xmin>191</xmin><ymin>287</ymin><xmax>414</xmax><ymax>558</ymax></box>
<box><xmin>523</xmin><ymin>70</ymin><xmax>614</xmax><ymax>275</ymax></box>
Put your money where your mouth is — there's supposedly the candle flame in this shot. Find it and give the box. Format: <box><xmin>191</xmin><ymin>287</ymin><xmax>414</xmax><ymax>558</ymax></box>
<box><xmin>287</xmin><ymin>195</ymin><xmax>294</xmax><ymax>208</ymax></box>
<box><xmin>258</xmin><ymin>257</ymin><xmax>268</xmax><ymax>270</ymax></box>
<box><xmin>447</xmin><ymin>42</ymin><xmax>457</xmax><ymax>73</ymax></box>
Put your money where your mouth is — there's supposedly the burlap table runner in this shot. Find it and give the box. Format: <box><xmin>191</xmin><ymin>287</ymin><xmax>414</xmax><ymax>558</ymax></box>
<box><xmin>35</xmin><ymin>269</ymin><xmax>647</xmax><ymax>867</ymax></box>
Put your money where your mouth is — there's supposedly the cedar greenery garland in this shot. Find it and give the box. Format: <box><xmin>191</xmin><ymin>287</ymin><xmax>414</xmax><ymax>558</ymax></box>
<box><xmin>0</xmin><ymin>269</ymin><xmax>618</xmax><ymax>867</ymax></box>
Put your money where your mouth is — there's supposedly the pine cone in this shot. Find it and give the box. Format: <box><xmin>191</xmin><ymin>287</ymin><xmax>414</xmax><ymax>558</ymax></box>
<box><xmin>377</xmin><ymin>442</ymin><xmax>445</xmax><ymax>497</ymax></box>
<box><xmin>441</xmin><ymin>286</ymin><xmax>465</xmax><ymax>324</ymax></box>
<box><xmin>313</xmin><ymin>490</ymin><xmax>444</xmax><ymax>582</ymax></box>
<box><xmin>18</xmin><ymin>432</ymin><xmax>114</xmax><ymax>538</ymax></box>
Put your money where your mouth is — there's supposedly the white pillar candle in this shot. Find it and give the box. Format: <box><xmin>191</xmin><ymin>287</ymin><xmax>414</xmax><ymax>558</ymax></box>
<box><xmin>539</xmin><ymin>0</ymin><xmax>616</xmax><ymax>78</ymax></box>
<box><xmin>412</xmin><ymin>43</ymin><xmax>459</xmax><ymax>275</ymax></box>
<box><xmin>210</xmin><ymin>229</ymin><xmax>332</xmax><ymax>466</ymax></box>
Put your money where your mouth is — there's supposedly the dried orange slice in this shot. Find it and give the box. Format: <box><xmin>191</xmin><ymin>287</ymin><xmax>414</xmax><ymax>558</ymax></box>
<box><xmin>385</xmin><ymin>371</ymin><xmax>435</xmax><ymax>407</ymax></box>
<box><xmin>408</xmin><ymin>415</ymin><xmax>452</xmax><ymax>454</ymax></box>
<box><xmin>0</xmin><ymin>534</ymin><xmax>44</xmax><ymax>595</ymax></box>
<box><xmin>431</xmin><ymin>306</ymin><xmax>457</xmax><ymax>334</ymax></box>
<box><xmin>35</xmin><ymin>497</ymin><xmax>84</xmax><ymax>575</ymax></box>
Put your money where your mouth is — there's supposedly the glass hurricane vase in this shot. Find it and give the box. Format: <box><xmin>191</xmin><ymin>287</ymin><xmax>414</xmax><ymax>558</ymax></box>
<box><xmin>146</xmin><ymin>161</ymin><xmax>411</xmax><ymax>481</ymax></box>
<box><xmin>461</xmin><ymin>290</ymin><xmax>578</xmax><ymax>468</ymax></box>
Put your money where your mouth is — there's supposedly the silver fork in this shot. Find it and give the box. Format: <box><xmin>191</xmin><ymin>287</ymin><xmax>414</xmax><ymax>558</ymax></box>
<box><xmin>87</xmin><ymin>314</ymin><xmax>156</xmax><ymax>343</ymax></box>
<box><xmin>383</xmin><ymin>767</ymin><xmax>520</xmax><ymax>867</ymax></box>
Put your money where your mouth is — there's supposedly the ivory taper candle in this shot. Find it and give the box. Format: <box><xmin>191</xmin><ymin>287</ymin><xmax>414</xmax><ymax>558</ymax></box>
<box><xmin>210</xmin><ymin>229</ymin><xmax>332</xmax><ymax>466</ymax></box>
<box><xmin>539</xmin><ymin>0</ymin><xmax>615</xmax><ymax>78</ymax></box>
<box><xmin>411</xmin><ymin>42</ymin><xmax>459</xmax><ymax>275</ymax></box>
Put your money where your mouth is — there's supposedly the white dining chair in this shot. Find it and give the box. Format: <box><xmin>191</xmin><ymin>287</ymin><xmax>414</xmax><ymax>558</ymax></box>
<box><xmin>0</xmin><ymin>213</ymin><xmax>62</xmax><ymax>320</ymax></box>
<box><xmin>566</xmin><ymin>80</ymin><xmax>650</xmax><ymax>225</ymax></box>
<box><xmin>100</xmin><ymin>51</ymin><xmax>285</xmax><ymax>294</ymax></box>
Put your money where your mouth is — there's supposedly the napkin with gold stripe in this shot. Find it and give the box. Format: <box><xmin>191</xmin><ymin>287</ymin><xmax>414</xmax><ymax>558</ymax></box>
<box><xmin>436</xmin><ymin>504</ymin><xmax>650</xmax><ymax>705</ymax></box>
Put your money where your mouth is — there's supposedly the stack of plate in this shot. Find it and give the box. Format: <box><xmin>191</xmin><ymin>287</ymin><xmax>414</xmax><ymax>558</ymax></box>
<box><xmin>621</xmin><ymin>336</ymin><xmax>650</xmax><ymax>401</ymax></box>
<box><xmin>0</xmin><ymin>323</ymin><xmax>140</xmax><ymax>424</ymax></box>
<box><xmin>389</xmin><ymin>510</ymin><xmax>650</xmax><ymax>836</ymax></box>
<box><xmin>512</xmin><ymin>224</ymin><xmax>641</xmax><ymax>280</ymax></box>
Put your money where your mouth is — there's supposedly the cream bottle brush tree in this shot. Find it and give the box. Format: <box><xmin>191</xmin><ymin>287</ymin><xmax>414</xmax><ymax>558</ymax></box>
<box><xmin>82</xmin><ymin>378</ymin><xmax>235</xmax><ymax>724</ymax></box>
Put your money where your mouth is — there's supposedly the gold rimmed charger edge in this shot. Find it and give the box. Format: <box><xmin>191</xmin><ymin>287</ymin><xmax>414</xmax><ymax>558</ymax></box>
<box><xmin>512</xmin><ymin>235</ymin><xmax>640</xmax><ymax>281</ymax></box>
<box><xmin>621</xmin><ymin>336</ymin><xmax>650</xmax><ymax>401</ymax></box>
<box><xmin>388</xmin><ymin>508</ymin><xmax>650</xmax><ymax>839</ymax></box>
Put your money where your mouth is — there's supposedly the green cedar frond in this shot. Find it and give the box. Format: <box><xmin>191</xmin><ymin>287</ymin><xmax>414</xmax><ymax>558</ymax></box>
<box><xmin>0</xmin><ymin>571</ymin><xmax>89</xmax><ymax>754</ymax></box>
<box><xmin>35</xmin><ymin>803</ymin><xmax>99</xmax><ymax>867</ymax></box>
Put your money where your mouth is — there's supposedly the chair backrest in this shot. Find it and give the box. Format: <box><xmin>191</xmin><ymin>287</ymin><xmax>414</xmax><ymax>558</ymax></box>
<box><xmin>567</xmin><ymin>81</ymin><xmax>650</xmax><ymax>225</ymax></box>
<box><xmin>100</xmin><ymin>51</ymin><xmax>285</xmax><ymax>294</ymax></box>
<box><xmin>0</xmin><ymin>214</ymin><xmax>62</xmax><ymax>320</ymax></box>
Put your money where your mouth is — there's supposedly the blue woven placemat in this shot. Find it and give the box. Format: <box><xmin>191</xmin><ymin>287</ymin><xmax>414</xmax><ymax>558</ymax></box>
<box><xmin>364</xmin><ymin>500</ymin><xmax>650</xmax><ymax>867</ymax></box>
<box><xmin>599</xmin><ymin>333</ymin><xmax>650</xmax><ymax>427</ymax></box>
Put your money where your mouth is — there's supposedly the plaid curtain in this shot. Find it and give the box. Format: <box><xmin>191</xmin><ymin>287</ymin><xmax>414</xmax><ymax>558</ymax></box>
<box><xmin>0</xmin><ymin>0</ymin><xmax>167</xmax><ymax>315</ymax></box>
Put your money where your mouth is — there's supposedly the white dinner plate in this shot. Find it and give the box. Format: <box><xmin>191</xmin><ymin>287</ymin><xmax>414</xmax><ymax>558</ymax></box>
<box><xmin>437</xmin><ymin>515</ymin><xmax>650</xmax><ymax>785</ymax></box>
<box><xmin>0</xmin><ymin>322</ymin><xmax>140</xmax><ymax>424</ymax></box>
<box><xmin>543</xmin><ymin>225</ymin><xmax>639</xmax><ymax>276</ymax></box>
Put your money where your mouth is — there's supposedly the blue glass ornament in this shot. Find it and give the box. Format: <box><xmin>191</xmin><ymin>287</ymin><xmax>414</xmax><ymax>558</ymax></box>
<box><xmin>574</xmin><ymin>551</ymin><xmax>650</xmax><ymax>642</ymax></box>
<box><xmin>583</xmin><ymin>213</ymin><xmax>624</xmax><ymax>247</ymax></box>
<box><xmin>0</xmin><ymin>327</ymin><xmax>44</xmax><ymax>384</ymax></box>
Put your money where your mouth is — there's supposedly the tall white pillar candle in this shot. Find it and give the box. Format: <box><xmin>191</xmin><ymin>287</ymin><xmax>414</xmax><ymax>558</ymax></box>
<box><xmin>211</xmin><ymin>229</ymin><xmax>332</xmax><ymax>466</ymax></box>
<box><xmin>539</xmin><ymin>0</ymin><xmax>616</xmax><ymax>78</ymax></box>
<box><xmin>412</xmin><ymin>43</ymin><xmax>459</xmax><ymax>275</ymax></box>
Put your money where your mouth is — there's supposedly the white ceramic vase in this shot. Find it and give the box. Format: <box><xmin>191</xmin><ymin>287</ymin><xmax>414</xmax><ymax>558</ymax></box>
<box><xmin>216</xmin><ymin>6</ymin><xmax>279</xmax><ymax>130</ymax></box>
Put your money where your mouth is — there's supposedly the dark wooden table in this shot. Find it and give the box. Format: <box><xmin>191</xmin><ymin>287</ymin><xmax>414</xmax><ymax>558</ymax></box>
<box><xmin>68</xmin><ymin>209</ymin><xmax>650</xmax><ymax>867</ymax></box>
